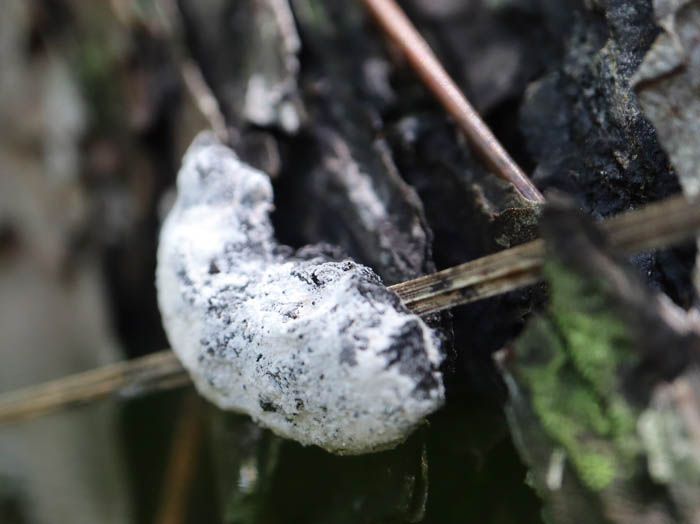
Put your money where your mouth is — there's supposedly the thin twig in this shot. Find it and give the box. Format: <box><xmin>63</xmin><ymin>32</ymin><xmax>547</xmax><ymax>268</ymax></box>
<box><xmin>394</xmin><ymin>193</ymin><xmax>700</xmax><ymax>315</ymax></box>
<box><xmin>0</xmin><ymin>351</ymin><xmax>187</xmax><ymax>425</ymax></box>
<box><xmin>391</xmin><ymin>240</ymin><xmax>544</xmax><ymax>315</ymax></box>
<box><xmin>1</xmin><ymin>194</ymin><xmax>698</xmax><ymax>426</ymax></box>
<box><xmin>359</xmin><ymin>0</ymin><xmax>544</xmax><ymax>203</ymax></box>
<box><xmin>602</xmin><ymin>194</ymin><xmax>700</xmax><ymax>252</ymax></box>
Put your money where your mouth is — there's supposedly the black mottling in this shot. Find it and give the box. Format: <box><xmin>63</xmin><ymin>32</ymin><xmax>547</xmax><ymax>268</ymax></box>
<box><xmin>429</xmin><ymin>279</ymin><xmax>451</xmax><ymax>294</ymax></box>
<box><xmin>338</xmin><ymin>318</ymin><xmax>355</xmax><ymax>334</ymax></box>
<box><xmin>459</xmin><ymin>286</ymin><xmax>478</xmax><ymax>300</ymax></box>
<box><xmin>203</xmin><ymin>330</ymin><xmax>242</xmax><ymax>358</ymax></box>
<box><xmin>175</xmin><ymin>266</ymin><xmax>197</xmax><ymax>305</ymax></box>
<box><xmin>356</xmin><ymin>281</ymin><xmax>403</xmax><ymax>311</ymax></box>
<box><xmin>339</xmin><ymin>342</ymin><xmax>358</xmax><ymax>366</ymax></box>
<box><xmin>380</xmin><ymin>320</ymin><xmax>439</xmax><ymax>399</ymax></box>
<box><xmin>283</xmin><ymin>308</ymin><xmax>299</xmax><ymax>319</ymax></box>
<box><xmin>290</xmin><ymin>269</ymin><xmax>314</xmax><ymax>286</ymax></box>
<box><xmin>352</xmin><ymin>334</ymin><xmax>369</xmax><ymax>351</ymax></box>
<box><xmin>259</xmin><ymin>398</ymin><xmax>279</xmax><ymax>413</ymax></box>
<box><xmin>265</xmin><ymin>370</ymin><xmax>285</xmax><ymax>390</ymax></box>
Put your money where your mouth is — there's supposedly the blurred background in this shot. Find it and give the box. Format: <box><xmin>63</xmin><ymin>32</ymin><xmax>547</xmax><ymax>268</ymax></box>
<box><xmin>1</xmin><ymin>0</ymin><xmax>697</xmax><ymax>523</ymax></box>
<box><xmin>0</xmin><ymin>1</ymin><xmax>203</xmax><ymax>522</ymax></box>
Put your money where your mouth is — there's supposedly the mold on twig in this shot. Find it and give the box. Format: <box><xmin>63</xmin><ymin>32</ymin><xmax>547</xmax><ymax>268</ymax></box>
<box><xmin>1</xmin><ymin>191</ymin><xmax>700</xmax><ymax>428</ymax></box>
<box><xmin>155</xmin><ymin>132</ymin><xmax>444</xmax><ymax>454</ymax></box>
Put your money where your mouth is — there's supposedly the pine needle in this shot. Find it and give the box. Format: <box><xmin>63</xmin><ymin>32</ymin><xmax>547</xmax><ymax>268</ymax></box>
<box><xmin>359</xmin><ymin>0</ymin><xmax>544</xmax><ymax>202</ymax></box>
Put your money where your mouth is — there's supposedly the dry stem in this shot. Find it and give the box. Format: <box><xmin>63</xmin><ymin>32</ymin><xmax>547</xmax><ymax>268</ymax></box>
<box><xmin>1</xmin><ymin>194</ymin><xmax>698</xmax><ymax>426</ymax></box>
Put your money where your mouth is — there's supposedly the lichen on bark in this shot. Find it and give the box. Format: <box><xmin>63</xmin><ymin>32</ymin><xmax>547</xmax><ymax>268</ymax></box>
<box><xmin>502</xmin><ymin>200</ymin><xmax>700</xmax><ymax>523</ymax></box>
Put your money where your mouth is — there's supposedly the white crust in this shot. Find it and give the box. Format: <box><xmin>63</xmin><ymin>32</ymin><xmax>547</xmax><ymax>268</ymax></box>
<box><xmin>156</xmin><ymin>132</ymin><xmax>444</xmax><ymax>454</ymax></box>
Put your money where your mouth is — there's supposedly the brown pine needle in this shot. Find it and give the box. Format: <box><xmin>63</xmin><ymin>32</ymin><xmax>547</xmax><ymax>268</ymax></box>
<box><xmin>1</xmin><ymin>194</ymin><xmax>699</xmax><ymax>426</ymax></box>
<box><xmin>0</xmin><ymin>351</ymin><xmax>187</xmax><ymax>425</ymax></box>
<box><xmin>359</xmin><ymin>0</ymin><xmax>544</xmax><ymax>203</ymax></box>
<box><xmin>393</xmin><ymin>193</ymin><xmax>700</xmax><ymax>314</ymax></box>
<box><xmin>391</xmin><ymin>240</ymin><xmax>545</xmax><ymax>315</ymax></box>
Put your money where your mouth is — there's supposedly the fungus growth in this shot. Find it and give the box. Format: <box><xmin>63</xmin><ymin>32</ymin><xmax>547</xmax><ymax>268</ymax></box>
<box><xmin>156</xmin><ymin>132</ymin><xmax>444</xmax><ymax>454</ymax></box>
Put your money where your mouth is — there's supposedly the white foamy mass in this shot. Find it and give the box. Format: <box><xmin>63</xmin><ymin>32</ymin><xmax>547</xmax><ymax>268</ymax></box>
<box><xmin>156</xmin><ymin>132</ymin><xmax>444</xmax><ymax>454</ymax></box>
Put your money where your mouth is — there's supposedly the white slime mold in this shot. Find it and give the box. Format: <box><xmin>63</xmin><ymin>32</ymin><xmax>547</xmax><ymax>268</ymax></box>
<box><xmin>156</xmin><ymin>132</ymin><xmax>444</xmax><ymax>454</ymax></box>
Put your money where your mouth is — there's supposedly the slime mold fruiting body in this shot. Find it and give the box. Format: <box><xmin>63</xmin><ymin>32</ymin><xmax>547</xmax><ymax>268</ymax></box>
<box><xmin>156</xmin><ymin>133</ymin><xmax>444</xmax><ymax>454</ymax></box>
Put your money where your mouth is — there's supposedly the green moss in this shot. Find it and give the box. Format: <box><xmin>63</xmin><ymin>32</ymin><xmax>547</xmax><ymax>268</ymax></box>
<box><xmin>548</xmin><ymin>261</ymin><xmax>632</xmax><ymax>396</ymax></box>
<box><xmin>575</xmin><ymin>452</ymin><xmax>616</xmax><ymax>491</ymax></box>
<box><xmin>512</xmin><ymin>260</ymin><xmax>641</xmax><ymax>491</ymax></box>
